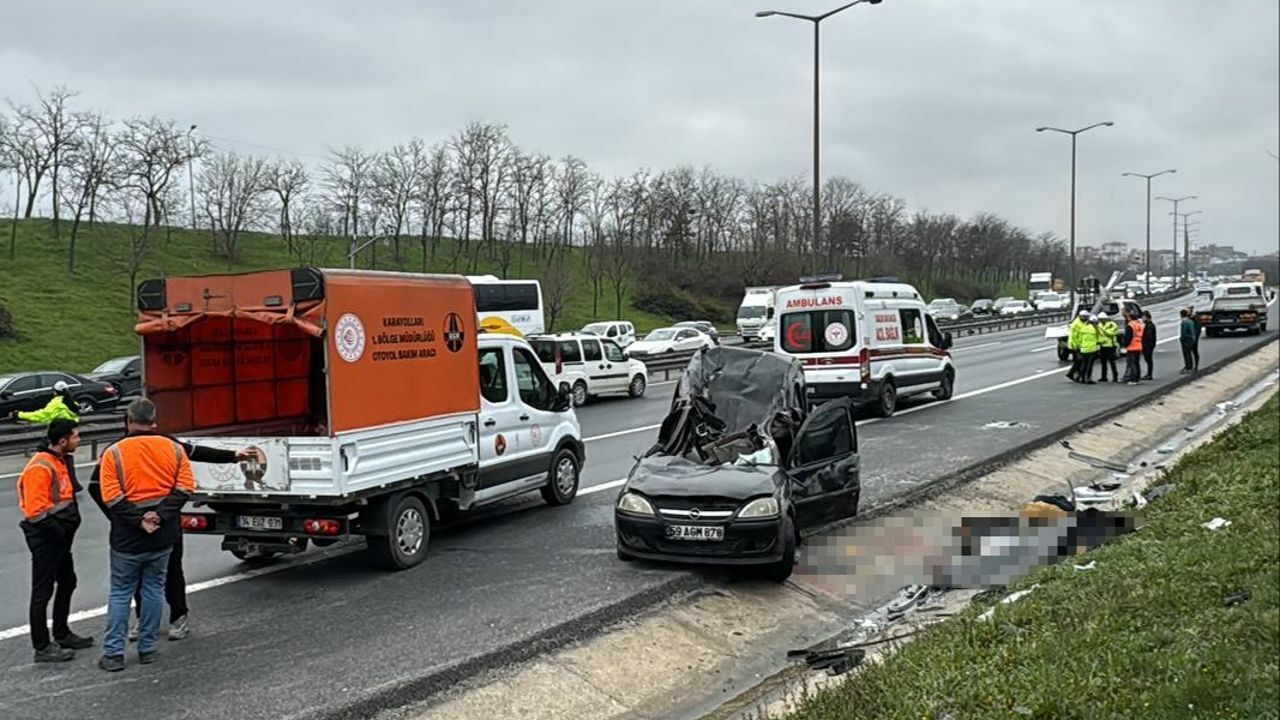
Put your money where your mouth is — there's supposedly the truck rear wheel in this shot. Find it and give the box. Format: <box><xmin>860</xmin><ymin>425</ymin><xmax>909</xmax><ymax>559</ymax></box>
<box><xmin>1057</xmin><ymin>343</ymin><xmax>1070</xmax><ymax>363</ymax></box>
<box><xmin>366</xmin><ymin>494</ymin><xmax>430</xmax><ymax>570</ymax></box>
<box><xmin>541</xmin><ymin>448</ymin><xmax>580</xmax><ymax>506</ymax></box>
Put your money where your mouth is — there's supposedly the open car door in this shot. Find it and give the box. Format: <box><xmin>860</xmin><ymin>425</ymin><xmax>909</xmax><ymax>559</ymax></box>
<box><xmin>787</xmin><ymin>398</ymin><xmax>860</xmax><ymax>530</ymax></box>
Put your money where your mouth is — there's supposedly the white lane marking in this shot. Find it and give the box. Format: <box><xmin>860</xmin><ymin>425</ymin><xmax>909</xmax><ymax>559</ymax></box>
<box><xmin>580</xmin><ymin>478</ymin><xmax>627</xmax><ymax>497</ymax></box>
<box><xmin>585</xmin><ymin>424</ymin><xmax>662</xmax><ymax>443</ymax></box>
<box><xmin>953</xmin><ymin>341</ymin><xmax>1002</xmax><ymax>352</ymax></box>
<box><xmin>1030</xmin><ymin>345</ymin><xmax>1057</xmax><ymax>353</ymax></box>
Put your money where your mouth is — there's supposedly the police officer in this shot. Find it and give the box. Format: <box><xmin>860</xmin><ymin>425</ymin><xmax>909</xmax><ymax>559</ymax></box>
<box><xmin>17</xmin><ymin>418</ymin><xmax>94</xmax><ymax>663</ymax></box>
<box><xmin>1097</xmin><ymin>312</ymin><xmax>1120</xmax><ymax>383</ymax></box>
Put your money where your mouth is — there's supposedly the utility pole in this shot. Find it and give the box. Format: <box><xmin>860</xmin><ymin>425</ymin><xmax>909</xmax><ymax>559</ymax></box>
<box><xmin>1037</xmin><ymin>122</ymin><xmax>1114</xmax><ymax>298</ymax></box>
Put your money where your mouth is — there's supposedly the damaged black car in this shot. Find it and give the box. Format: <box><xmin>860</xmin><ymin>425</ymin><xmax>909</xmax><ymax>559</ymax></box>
<box><xmin>614</xmin><ymin>346</ymin><xmax>860</xmax><ymax>582</ymax></box>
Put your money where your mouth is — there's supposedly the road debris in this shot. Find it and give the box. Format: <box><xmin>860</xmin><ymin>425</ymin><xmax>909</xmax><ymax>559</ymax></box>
<box><xmin>1073</xmin><ymin>561</ymin><xmax>1096</xmax><ymax>571</ymax></box>
<box><xmin>1157</xmin><ymin>445</ymin><xmax>1176</xmax><ymax>454</ymax></box>
<box><xmin>1145</xmin><ymin>483</ymin><xmax>1177</xmax><ymax>502</ymax></box>
<box><xmin>1224</xmin><ymin>590</ymin><xmax>1252</xmax><ymax>607</ymax></box>
<box><xmin>1067</xmin><ymin>450</ymin><xmax>1129</xmax><ymax>473</ymax></box>
<box><xmin>977</xmin><ymin>585</ymin><xmax>1039</xmax><ymax>621</ymax></box>
<box><xmin>985</xmin><ymin>420</ymin><xmax>1030</xmax><ymax>430</ymax></box>
<box><xmin>1202</xmin><ymin>517</ymin><xmax>1232</xmax><ymax>531</ymax></box>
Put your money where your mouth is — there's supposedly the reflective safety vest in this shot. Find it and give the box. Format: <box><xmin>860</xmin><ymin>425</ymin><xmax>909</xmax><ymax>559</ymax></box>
<box><xmin>1099</xmin><ymin>320</ymin><xmax>1119</xmax><ymax>348</ymax></box>
<box><xmin>99</xmin><ymin>435</ymin><xmax>196</xmax><ymax>508</ymax></box>
<box><xmin>1078</xmin><ymin>323</ymin><xmax>1100</xmax><ymax>354</ymax></box>
<box><xmin>1067</xmin><ymin>318</ymin><xmax>1086</xmax><ymax>351</ymax></box>
<box><xmin>17</xmin><ymin>451</ymin><xmax>76</xmax><ymax>522</ymax></box>
<box><xmin>1127</xmin><ymin>320</ymin><xmax>1146</xmax><ymax>352</ymax></box>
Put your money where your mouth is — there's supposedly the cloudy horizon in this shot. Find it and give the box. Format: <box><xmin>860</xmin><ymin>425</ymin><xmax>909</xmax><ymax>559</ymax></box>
<box><xmin>3</xmin><ymin>0</ymin><xmax>1277</xmax><ymax>254</ymax></box>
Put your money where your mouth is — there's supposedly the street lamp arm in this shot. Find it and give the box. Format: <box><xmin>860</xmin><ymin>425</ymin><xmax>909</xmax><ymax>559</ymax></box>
<box><xmin>1075</xmin><ymin>121</ymin><xmax>1114</xmax><ymax>133</ymax></box>
<box><xmin>756</xmin><ymin>9</ymin><xmax>819</xmax><ymax>20</ymax></box>
<box><xmin>1156</xmin><ymin>195</ymin><xmax>1198</xmax><ymax>203</ymax></box>
<box><xmin>818</xmin><ymin>0</ymin><xmax>874</xmax><ymax>21</ymax></box>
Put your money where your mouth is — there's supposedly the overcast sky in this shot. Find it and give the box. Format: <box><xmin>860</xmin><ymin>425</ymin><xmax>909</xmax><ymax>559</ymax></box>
<box><xmin>4</xmin><ymin>0</ymin><xmax>1278</xmax><ymax>254</ymax></box>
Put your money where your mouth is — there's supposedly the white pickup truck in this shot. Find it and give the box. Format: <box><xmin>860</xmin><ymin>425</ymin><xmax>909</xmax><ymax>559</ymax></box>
<box><xmin>135</xmin><ymin>268</ymin><xmax>584</xmax><ymax>570</ymax></box>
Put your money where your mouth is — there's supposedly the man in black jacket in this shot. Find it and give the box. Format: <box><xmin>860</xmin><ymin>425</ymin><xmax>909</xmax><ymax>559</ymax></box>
<box><xmin>1141</xmin><ymin>310</ymin><xmax>1157</xmax><ymax>380</ymax></box>
<box><xmin>89</xmin><ymin>399</ymin><xmax>251</xmax><ymax>643</ymax></box>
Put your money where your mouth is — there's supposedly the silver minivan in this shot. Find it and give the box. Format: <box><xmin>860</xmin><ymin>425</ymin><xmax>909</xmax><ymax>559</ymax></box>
<box><xmin>581</xmin><ymin>321</ymin><xmax>637</xmax><ymax>348</ymax></box>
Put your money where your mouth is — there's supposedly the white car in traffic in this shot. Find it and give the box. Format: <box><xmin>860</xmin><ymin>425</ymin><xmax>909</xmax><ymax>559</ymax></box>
<box><xmin>998</xmin><ymin>300</ymin><xmax>1034</xmax><ymax>316</ymax></box>
<box><xmin>529</xmin><ymin>333</ymin><xmax>649</xmax><ymax>406</ymax></box>
<box><xmin>581</xmin><ymin>321</ymin><xmax>637</xmax><ymax>348</ymax></box>
<box><xmin>1033</xmin><ymin>292</ymin><xmax>1070</xmax><ymax>311</ymax></box>
<box><xmin>627</xmin><ymin>327</ymin><xmax>714</xmax><ymax>357</ymax></box>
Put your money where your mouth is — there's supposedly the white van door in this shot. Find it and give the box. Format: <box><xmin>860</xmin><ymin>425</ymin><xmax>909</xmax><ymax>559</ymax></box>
<box><xmin>477</xmin><ymin>346</ymin><xmax>531</xmax><ymax>490</ymax></box>
<box><xmin>581</xmin><ymin>335</ymin><xmax>624</xmax><ymax>392</ymax></box>
<box><xmin>892</xmin><ymin>306</ymin><xmax>938</xmax><ymax>393</ymax></box>
<box><xmin>509</xmin><ymin>345</ymin><xmax>565</xmax><ymax>470</ymax></box>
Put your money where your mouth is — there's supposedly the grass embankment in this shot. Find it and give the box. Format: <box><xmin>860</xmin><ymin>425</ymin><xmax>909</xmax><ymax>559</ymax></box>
<box><xmin>786</xmin><ymin>394</ymin><xmax>1280</xmax><ymax>720</ymax></box>
<box><xmin>0</xmin><ymin>220</ymin><xmax>675</xmax><ymax>372</ymax></box>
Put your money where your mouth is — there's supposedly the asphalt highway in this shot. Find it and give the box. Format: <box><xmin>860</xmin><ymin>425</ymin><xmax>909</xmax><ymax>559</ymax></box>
<box><xmin>0</xmin><ymin>292</ymin><xmax>1275</xmax><ymax>720</ymax></box>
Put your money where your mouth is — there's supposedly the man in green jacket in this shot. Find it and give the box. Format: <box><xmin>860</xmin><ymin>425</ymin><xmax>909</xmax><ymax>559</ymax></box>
<box><xmin>1077</xmin><ymin>314</ymin><xmax>1101</xmax><ymax>385</ymax></box>
<box><xmin>1096</xmin><ymin>312</ymin><xmax>1120</xmax><ymax>383</ymax></box>
<box><xmin>1179</xmin><ymin>308</ymin><xmax>1201</xmax><ymax>373</ymax></box>
<box><xmin>1066</xmin><ymin>310</ymin><xmax>1089</xmax><ymax>382</ymax></box>
<box><xmin>15</xmin><ymin>382</ymin><xmax>80</xmax><ymax>424</ymax></box>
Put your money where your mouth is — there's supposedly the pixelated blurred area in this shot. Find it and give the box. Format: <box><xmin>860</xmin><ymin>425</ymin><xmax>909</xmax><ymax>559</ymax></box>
<box><xmin>796</xmin><ymin>500</ymin><xmax>1137</xmax><ymax>598</ymax></box>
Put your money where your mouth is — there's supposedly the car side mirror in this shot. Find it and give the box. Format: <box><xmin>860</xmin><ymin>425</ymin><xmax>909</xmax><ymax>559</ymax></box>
<box><xmin>555</xmin><ymin>385</ymin><xmax>573</xmax><ymax>412</ymax></box>
<box><xmin>942</xmin><ymin>332</ymin><xmax>953</xmax><ymax>350</ymax></box>
<box><xmin>0</xmin><ymin>390</ymin><xmax>10</xmax><ymax>399</ymax></box>
<box><xmin>621</xmin><ymin>352</ymin><xmax>630</xmax><ymax>361</ymax></box>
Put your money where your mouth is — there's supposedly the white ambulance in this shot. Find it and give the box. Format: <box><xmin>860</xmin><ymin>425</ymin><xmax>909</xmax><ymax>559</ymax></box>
<box><xmin>773</xmin><ymin>277</ymin><xmax>956</xmax><ymax>417</ymax></box>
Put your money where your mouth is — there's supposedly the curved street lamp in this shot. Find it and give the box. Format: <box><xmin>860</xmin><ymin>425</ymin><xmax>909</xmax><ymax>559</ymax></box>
<box><xmin>1122</xmin><ymin>169</ymin><xmax>1177</xmax><ymax>293</ymax></box>
<box><xmin>1157</xmin><ymin>195</ymin><xmax>1197</xmax><ymax>284</ymax></box>
<box><xmin>756</xmin><ymin>0</ymin><xmax>885</xmax><ymax>272</ymax></box>
<box><xmin>1036</xmin><ymin>122</ymin><xmax>1114</xmax><ymax>295</ymax></box>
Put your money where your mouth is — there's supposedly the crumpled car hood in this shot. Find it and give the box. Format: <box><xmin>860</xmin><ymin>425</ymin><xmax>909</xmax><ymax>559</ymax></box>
<box><xmin>627</xmin><ymin>454</ymin><xmax>782</xmax><ymax>500</ymax></box>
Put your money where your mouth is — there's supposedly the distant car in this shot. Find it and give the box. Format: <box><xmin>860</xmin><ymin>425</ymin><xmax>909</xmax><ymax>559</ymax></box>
<box><xmin>992</xmin><ymin>297</ymin><xmax>1018</xmax><ymax>313</ymax></box>
<box><xmin>757</xmin><ymin>321</ymin><xmax>777</xmax><ymax>343</ymax></box>
<box><xmin>1033</xmin><ymin>292</ymin><xmax>1071</xmax><ymax>312</ymax></box>
<box><xmin>86</xmin><ymin>355</ymin><xmax>143</xmax><ymax>398</ymax></box>
<box><xmin>628</xmin><ymin>327</ymin><xmax>715</xmax><ymax>357</ymax></box>
<box><xmin>1195</xmin><ymin>282</ymin><xmax>1214</xmax><ymax>297</ymax></box>
<box><xmin>674</xmin><ymin>321</ymin><xmax>721</xmax><ymax>345</ymax></box>
<box><xmin>925</xmin><ymin>298</ymin><xmax>970</xmax><ymax>323</ymax></box>
<box><xmin>0</xmin><ymin>370</ymin><xmax>120</xmax><ymax>417</ymax></box>
<box><xmin>970</xmin><ymin>299</ymin><xmax>995</xmax><ymax>316</ymax></box>
<box><xmin>998</xmin><ymin>300</ymin><xmax>1034</xmax><ymax>317</ymax></box>
<box><xmin>581</xmin><ymin>321</ymin><xmax>637</xmax><ymax>348</ymax></box>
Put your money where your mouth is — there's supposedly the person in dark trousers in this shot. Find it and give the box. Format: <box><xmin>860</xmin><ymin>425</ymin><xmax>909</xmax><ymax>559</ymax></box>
<box><xmin>1180</xmin><ymin>308</ymin><xmax>1201</xmax><ymax>373</ymax></box>
<box><xmin>1141</xmin><ymin>310</ymin><xmax>1157</xmax><ymax>380</ymax></box>
<box><xmin>1122</xmin><ymin>310</ymin><xmax>1146</xmax><ymax>385</ymax></box>
<box><xmin>89</xmin><ymin>399</ymin><xmax>251</xmax><ymax>644</ymax></box>
<box><xmin>17</xmin><ymin>419</ymin><xmax>95</xmax><ymax>663</ymax></box>
<box><xmin>1097</xmin><ymin>312</ymin><xmax>1120</xmax><ymax>382</ymax></box>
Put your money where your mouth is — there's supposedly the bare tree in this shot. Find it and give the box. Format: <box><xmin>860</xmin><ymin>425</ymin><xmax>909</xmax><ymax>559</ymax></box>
<box><xmin>3</xmin><ymin>103</ymin><xmax>51</xmax><ymax>220</ymax></box>
<box><xmin>542</xmin><ymin>254</ymin><xmax>573</xmax><ymax>331</ymax></box>
<box><xmin>64</xmin><ymin>111</ymin><xmax>117</xmax><ymax>273</ymax></box>
<box><xmin>323</xmin><ymin>146</ymin><xmax>372</xmax><ymax>263</ymax></box>
<box><xmin>553</xmin><ymin>155</ymin><xmax>589</xmax><ymax>263</ymax></box>
<box><xmin>15</xmin><ymin>86</ymin><xmax>90</xmax><ymax>245</ymax></box>
<box><xmin>117</xmin><ymin>116</ymin><xmax>207</xmax><ymax>233</ymax></box>
<box><xmin>508</xmin><ymin>152</ymin><xmax>548</xmax><ymax>276</ymax></box>
<box><xmin>266</xmin><ymin>158</ymin><xmax>309</xmax><ymax>255</ymax></box>
<box><xmin>415</xmin><ymin>142</ymin><xmax>453</xmax><ymax>272</ymax></box>
<box><xmin>117</xmin><ymin>191</ymin><xmax>153</xmax><ymax>308</ymax></box>
<box><xmin>198</xmin><ymin>151</ymin><xmax>272</xmax><ymax>262</ymax></box>
<box><xmin>372</xmin><ymin>140</ymin><xmax>424</xmax><ymax>268</ymax></box>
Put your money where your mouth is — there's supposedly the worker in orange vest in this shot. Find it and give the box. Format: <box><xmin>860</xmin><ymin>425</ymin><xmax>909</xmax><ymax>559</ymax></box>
<box><xmin>17</xmin><ymin>418</ymin><xmax>95</xmax><ymax>663</ymax></box>
<box><xmin>1122</xmin><ymin>310</ymin><xmax>1146</xmax><ymax>385</ymax></box>
<box><xmin>93</xmin><ymin>401</ymin><xmax>196</xmax><ymax>672</ymax></box>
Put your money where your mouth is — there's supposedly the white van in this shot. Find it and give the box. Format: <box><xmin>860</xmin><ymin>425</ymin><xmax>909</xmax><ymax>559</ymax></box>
<box><xmin>528</xmin><ymin>333</ymin><xmax>649</xmax><ymax>406</ymax></box>
<box><xmin>581</xmin><ymin>321</ymin><xmax>637</xmax><ymax>348</ymax></box>
<box><xmin>773</xmin><ymin>279</ymin><xmax>955</xmax><ymax>417</ymax></box>
<box><xmin>736</xmin><ymin>287</ymin><xmax>777</xmax><ymax>341</ymax></box>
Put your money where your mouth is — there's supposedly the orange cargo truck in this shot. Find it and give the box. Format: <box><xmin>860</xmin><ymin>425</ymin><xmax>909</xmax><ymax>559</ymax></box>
<box><xmin>136</xmin><ymin>268</ymin><xmax>584</xmax><ymax>569</ymax></box>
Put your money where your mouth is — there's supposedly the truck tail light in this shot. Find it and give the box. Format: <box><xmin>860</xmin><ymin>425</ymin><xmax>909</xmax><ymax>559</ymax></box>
<box><xmin>181</xmin><ymin>514</ymin><xmax>211</xmax><ymax>531</ymax></box>
<box><xmin>859</xmin><ymin>346</ymin><xmax>871</xmax><ymax>384</ymax></box>
<box><xmin>104</xmin><ymin>384</ymin><xmax>118</xmax><ymax>395</ymax></box>
<box><xmin>303</xmin><ymin>518</ymin><xmax>341</xmax><ymax>536</ymax></box>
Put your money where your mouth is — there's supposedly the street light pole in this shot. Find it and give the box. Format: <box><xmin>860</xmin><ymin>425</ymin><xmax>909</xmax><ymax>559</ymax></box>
<box><xmin>757</xmin><ymin>0</ymin><xmax>883</xmax><ymax>274</ymax></box>
<box><xmin>186</xmin><ymin>124</ymin><xmax>198</xmax><ymax>234</ymax></box>
<box><xmin>1037</xmin><ymin>122</ymin><xmax>1114</xmax><ymax>299</ymax></box>
<box><xmin>1157</xmin><ymin>195</ymin><xmax>1197</xmax><ymax>286</ymax></box>
<box><xmin>1172</xmin><ymin>210</ymin><xmax>1202</xmax><ymax>283</ymax></box>
<box><xmin>1121</xmin><ymin>169</ymin><xmax>1176</xmax><ymax>294</ymax></box>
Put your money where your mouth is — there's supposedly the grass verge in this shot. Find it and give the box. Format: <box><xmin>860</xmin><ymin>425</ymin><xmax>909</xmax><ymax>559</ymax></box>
<box><xmin>784</xmin><ymin>393</ymin><xmax>1280</xmax><ymax>720</ymax></box>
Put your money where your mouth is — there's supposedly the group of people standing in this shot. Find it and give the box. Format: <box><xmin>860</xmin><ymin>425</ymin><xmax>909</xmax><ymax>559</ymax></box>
<box><xmin>17</xmin><ymin>398</ymin><xmax>250</xmax><ymax>670</ymax></box>
<box><xmin>1066</xmin><ymin>309</ymin><xmax>1158</xmax><ymax>386</ymax></box>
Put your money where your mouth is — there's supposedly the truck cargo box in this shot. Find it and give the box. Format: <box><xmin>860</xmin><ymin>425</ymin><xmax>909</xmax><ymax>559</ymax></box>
<box><xmin>136</xmin><ymin>268</ymin><xmax>482</xmax><ymax>497</ymax></box>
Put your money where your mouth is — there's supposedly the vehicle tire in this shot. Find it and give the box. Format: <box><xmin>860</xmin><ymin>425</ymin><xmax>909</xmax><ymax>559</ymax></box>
<box><xmin>875</xmin><ymin>380</ymin><xmax>897</xmax><ymax>418</ymax></box>
<box><xmin>1057</xmin><ymin>344</ymin><xmax>1070</xmax><ymax>363</ymax></box>
<box><xmin>628</xmin><ymin>374</ymin><xmax>647</xmax><ymax>399</ymax></box>
<box><xmin>366</xmin><ymin>494</ymin><xmax>430</xmax><ymax>570</ymax></box>
<box><xmin>230</xmin><ymin>549</ymin><xmax>280</xmax><ymax>564</ymax></box>
<box><xmin>540</xmin><ymin>447</ymin><xmax>580</xmax><ymax>506</ymax></box>
<box><xmin>572</xmin><ymin>381</ymin><xmax>588</xmax><ymax>407</ymax></box>
<box><xmin>933</xmin><ymin>370</ymin><xmax>954</xmax><ymax>401</ymax></box>
<box><xmin>616</xmin><ymin>545</ymin><xmax>637</xmax><ymax>562</ymax></box>
<box><xmin>1206</xmin><ymin>328</ymin><xmax>1220</xmax><ymax>338</ymax></box>
<box><xmin>764</xmin><ymin>518</ymin><xmax>797</xmax><ymax>583</ymax></box>
<box><xmin>75</xmin><ymin>397</ymin><xmax>97</xmax><ymax>414</ymax></box>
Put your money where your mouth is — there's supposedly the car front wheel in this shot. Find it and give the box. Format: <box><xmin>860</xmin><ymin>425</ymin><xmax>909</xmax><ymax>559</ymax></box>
<box><xmin>628</xmin><ymin>374</ymin><xmax>646</xmax><ymax>398</ymax></box>
<box><xmin>764</xmin><ymin>517</ymin><xmax>797</xmax><ymax>583</ymax></box>
<box><xmin>76</xmin><ymin>397</ymin><xmax>97</xmax><ymax>414</ymax></box>
<box><xmin>541</xmin><ymin>448</ymin><xmax>580</xmax><ymax>506</ymax></box>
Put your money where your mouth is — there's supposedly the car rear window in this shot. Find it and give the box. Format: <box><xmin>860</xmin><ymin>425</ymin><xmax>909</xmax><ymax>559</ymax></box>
<box><xmin>780</xmin><ymin>310</ymin><xmax>856</xmax><ymax>354</ymax></box>
<box><xmin>529</xmin><ymin>339</ymin><xmax>557</xmax><ymax>364</ymax></box>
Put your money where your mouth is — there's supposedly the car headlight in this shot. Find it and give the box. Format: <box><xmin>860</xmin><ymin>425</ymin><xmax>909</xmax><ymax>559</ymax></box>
<box><xmin>738</xmin><ymin>496</ymin><xmax>780</xmax><ymax>519</ymax></box>
<box><xmin>617</xmin><ymin>492</ymin><xmax>655</xmax><ymax>516</ymax></box>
